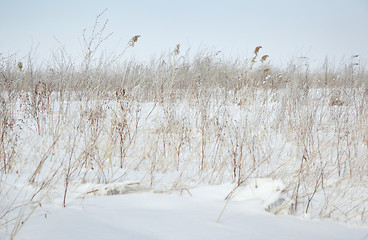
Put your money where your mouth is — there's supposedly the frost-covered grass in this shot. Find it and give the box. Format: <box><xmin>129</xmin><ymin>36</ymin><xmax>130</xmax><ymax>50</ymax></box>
<box><xmin>1</xmin><ymin>35</ymin><xmax>368</xmax><ymax>239</ymax></box>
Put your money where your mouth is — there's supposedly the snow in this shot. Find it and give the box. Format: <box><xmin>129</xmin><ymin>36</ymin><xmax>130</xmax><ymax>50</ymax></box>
<box><xmin>16</xmin><ymin>183</ymin><xmax>367</xmax><ymax>240</ymax></box>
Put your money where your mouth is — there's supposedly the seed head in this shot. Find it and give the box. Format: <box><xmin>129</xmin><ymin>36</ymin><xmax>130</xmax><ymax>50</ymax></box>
<box><xmin>18</xmin><ymin>62</ymin><xmax>23</xmax><ymax>71</ymax></box>
<box><xmin>174</xmin><ymin>44</ymin><xmax>180</xmax><ymax>55</ymax></box>
<box><xmin>129</xmin><ymin>35</ymin><xmax>141</xmax><ymax>47</ymax></box>
<box><xmin>254</xmin><ymin>46</ymin><xmax>262</xmax><ymax>56</ymax></box>
<box><xmin>261</xmin><ymin>55</ymin><xmax>269</xmax><ymax>63</ymax></box>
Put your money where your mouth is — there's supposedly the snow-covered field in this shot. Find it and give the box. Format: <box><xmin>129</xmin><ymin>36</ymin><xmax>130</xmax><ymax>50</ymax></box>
<box><xmin>1</xmin><ymin>86</ymin><xmax>368</xmax><ymax>239</ymax></box>
<box><xmin>15</xmin><ymin>183</ymin><xmax>368</xmax><ymax>240</ymax></box>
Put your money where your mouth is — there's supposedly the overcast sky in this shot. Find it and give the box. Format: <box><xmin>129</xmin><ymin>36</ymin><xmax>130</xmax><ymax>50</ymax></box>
<box><xmin>1</xmin><ymin>0</ymin><xmax>367</xmax><ymax>67</ymax></box>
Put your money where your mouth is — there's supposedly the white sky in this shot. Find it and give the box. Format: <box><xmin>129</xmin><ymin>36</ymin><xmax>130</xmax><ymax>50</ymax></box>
<box><xmin>1</xmin><ymin>0</ymin><xmax>367</xmax><ymax>67</ymax></box>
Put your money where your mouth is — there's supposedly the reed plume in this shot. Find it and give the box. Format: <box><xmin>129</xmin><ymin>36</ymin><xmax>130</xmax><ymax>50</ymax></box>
<box><xmin>17</xmin><ymin>62</ymin><xmax>23</xmax><ymax>71</ymax></box>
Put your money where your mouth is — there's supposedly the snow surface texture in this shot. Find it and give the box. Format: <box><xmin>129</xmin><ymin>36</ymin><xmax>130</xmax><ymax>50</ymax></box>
<box><xmin>15</xmin><ymin>182</ymin><xmax>368</xmax><ymax>240</ymax></box>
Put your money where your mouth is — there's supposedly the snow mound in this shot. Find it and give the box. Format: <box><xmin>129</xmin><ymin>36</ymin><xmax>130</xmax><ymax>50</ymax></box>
<box><xmin>231</xmin><ymin>178</ymin><xmax>293</xmax><ymax>215</ymax></box>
